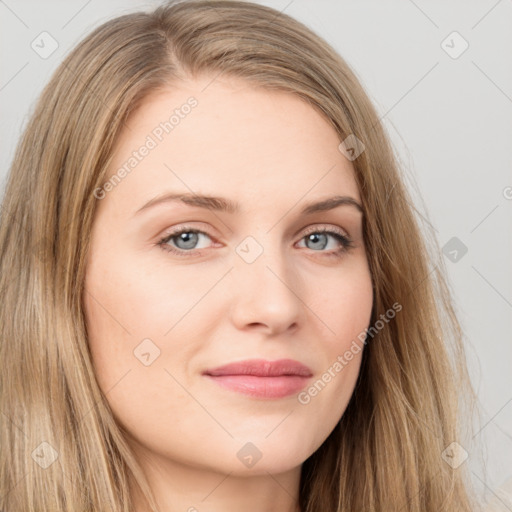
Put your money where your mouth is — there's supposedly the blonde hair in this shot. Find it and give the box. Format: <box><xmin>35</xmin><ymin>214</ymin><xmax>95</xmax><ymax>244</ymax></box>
<box><xmin>0</xmin><ymin>1</ymin><xmax>480</xmax><ymax>510</ymax></box>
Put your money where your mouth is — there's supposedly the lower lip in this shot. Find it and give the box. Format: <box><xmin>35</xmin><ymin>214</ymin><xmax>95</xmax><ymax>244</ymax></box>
<box><xmin>204</xmin><ymin>374</ymin><xmax>311</xmax><ymax>398</ymax></box>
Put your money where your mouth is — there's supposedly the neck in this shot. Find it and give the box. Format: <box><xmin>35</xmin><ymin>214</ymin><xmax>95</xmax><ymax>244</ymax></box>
<box><xmin>130</xmin><ymin>451</ymin><xmax>302</xmax><ymax>512</ymax></box>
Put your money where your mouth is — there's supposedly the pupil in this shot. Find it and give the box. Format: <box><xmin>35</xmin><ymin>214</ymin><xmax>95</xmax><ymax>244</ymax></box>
<box><xmin>177</xmin><ymin>232</ymin><xmax>197</xmax><ymax>249</ymax></box>
<box><xmin>308</xmin><ymin>233</ymin><xmax>327</xmax><ymax>250</ymax></box>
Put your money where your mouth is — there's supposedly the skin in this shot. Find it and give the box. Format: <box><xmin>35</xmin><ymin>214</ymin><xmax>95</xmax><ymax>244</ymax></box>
<box><xmin>83</xmin><ymin>75</ymin><xmax>374</xmax><ymax>512</ymax></box>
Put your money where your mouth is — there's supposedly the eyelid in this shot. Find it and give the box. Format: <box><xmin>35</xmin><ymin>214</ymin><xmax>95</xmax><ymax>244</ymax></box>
<box><xmin>157</xmin><ymin>222</ymin><xmax>218</xmax><ymax>241</ymax></box>
<box><xmin>300</xmin><ymin>224</ymin><xmax>349</xmax><ymax>238</ymax></box>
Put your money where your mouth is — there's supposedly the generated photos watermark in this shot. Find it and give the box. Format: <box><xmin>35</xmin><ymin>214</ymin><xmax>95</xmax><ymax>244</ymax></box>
<box><xmin>297</xmin><ymin>301</ymin><xmax>402</xmax><ymax>405</ymax></box>
<box><xmin>93</xmin><ymin>96</ymin><xmax>198</xmax><ymax>200</ymax></box>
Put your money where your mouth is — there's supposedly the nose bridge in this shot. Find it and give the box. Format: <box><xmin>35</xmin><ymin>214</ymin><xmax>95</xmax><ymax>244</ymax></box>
<box><xmin>234</xmin><ymin>231</ymin><xmax>287</xmax><ymax>283</ymax></box>
<box><xmin>229</xmin><ymin>232</ymin><xmax>302</xmax><ymax>332</ymax></box>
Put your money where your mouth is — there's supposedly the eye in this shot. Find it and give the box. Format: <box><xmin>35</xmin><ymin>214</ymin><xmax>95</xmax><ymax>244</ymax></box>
<box><xmin>296</xmin><ymin>226</ymin><xmax>354</xmax><ymax>258</ymax></box>
<box><xmin>157</xmin><ymin>226</ymin><xmax>214</xmax><ymax>257</ymax></box>
<box><xmin>156</xmin><ymin>225</ymin><xmax>354</xmax><ymax>258</ymax></box>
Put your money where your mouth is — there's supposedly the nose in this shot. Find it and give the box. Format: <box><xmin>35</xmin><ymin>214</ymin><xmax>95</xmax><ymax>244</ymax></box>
<box><xmin>228</xmin><ymin>241</ymin><xmax>303</xmax><ymax>336</ymax></box>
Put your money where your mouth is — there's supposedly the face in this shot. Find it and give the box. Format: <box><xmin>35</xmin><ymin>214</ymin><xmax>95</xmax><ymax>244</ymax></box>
<box><xmin>83</xmin><ymin>75</ymin><xmax>373</xmax><ymax>478</ymax></box>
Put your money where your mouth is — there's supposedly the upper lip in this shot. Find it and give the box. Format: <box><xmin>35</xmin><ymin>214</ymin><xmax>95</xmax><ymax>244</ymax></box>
<box><xmin>203</xmin><ymin>358</ymin><xmax>313</xmax><ymax>377</ymax></box>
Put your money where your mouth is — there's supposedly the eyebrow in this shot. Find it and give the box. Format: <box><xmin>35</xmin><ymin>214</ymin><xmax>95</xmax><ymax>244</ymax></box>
<box><xmin>134</xmin><ymin>192</ymin><xmax>363</xmax><ymax>217</ymax></box>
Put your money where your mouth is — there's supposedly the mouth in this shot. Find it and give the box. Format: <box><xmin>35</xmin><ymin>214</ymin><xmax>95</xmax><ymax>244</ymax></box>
<box><xmin>202</xmin><ymin>358</ymin><xmax>313</xmax><ymax>399</ymax></box>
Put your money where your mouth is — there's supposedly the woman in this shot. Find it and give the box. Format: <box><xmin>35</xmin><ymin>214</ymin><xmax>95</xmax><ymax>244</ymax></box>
<box><xmin>0</xmin><ymin>1</ymin><xmax>480</xmax><ymax>510</ymax></box>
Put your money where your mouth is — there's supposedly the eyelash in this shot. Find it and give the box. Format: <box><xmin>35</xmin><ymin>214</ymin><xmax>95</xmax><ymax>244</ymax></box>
<box><xmin>156</xmin><ymin>225</ymin><xmax>354</xmax><ymax>259</ymax></box>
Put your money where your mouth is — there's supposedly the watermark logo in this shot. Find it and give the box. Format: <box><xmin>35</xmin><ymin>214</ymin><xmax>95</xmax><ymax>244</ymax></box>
<box><xmin>237</xmin><ymin>442</ymin><xmax>262</xmax><ymax>468</ymax></box>
<box><xmin>133</xmin><ymin>338</ymin><xmax>161</xmax><ymax>366</ymax></box>
<box><xmin>441</xmin><ymin>31</ymin><xmax>469</xmax><ymax>60</ymax></box>
<box><xmin>31</xmin><ymin>31</ymin><xmax>59</xmax><ymax>59</ymax></box>
<box><xmin>338</xmin><ymin>134</ymin><xmax>365</xmax><ymax>161</ymax></box>
<box><xmin>442</xmin><ymin>236</ymin><xmax>468</xmax><ymax>263</ymax></box>
<box><xmin>31</xmin><ymin>441</ymin><xmax>59</xmax><ymax>469</ymax></box>
<box><xmin>441</xmin><ymin>441</ymin><xmax>468</xmax><ymax>469</ymax></box>
<box><xmin>235</xmin><ymin>236</ymin><xmax>264</xmax><ymax>264</ymax></box>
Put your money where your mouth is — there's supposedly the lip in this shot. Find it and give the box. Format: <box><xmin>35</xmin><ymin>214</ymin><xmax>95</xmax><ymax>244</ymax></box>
<box><xmin>202</xmin><ymin>358</ymin><xmax>313</xmax><ymax>399</ymax></box>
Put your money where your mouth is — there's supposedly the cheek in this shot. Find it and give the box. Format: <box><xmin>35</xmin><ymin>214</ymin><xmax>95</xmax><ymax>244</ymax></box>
<box><xmin>83</xmin><ymin>246</ymin><xmax>212</xmax><ymax>341</ymax></box>
<box><xmin>81</xmin><ymin>248</ymin><xmax>226</xmax><ymax>392</ymax></box>
<box><xmin>81</xmin><ymin>256</ymin><xmax>238</xmax><ymax>469</ymax></box>
<box><xmin>308</xmin><ymin>256</ymin><xmax>374</xmax><ymax>344</ymax></box>
<box><xmin>81</xmin><ymin>262</ymin><xmax>204</xmax><ymax>442</ymax></box>
<box><xmin>297</xmin><ymin>258</ymin><xmax>373</xmax><ymax>422</ymax></box>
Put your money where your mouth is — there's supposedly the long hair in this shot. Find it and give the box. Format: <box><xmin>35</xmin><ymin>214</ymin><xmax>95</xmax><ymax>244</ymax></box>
<box><xmin>0</xmin><ymin>1</ymin><xmax>480</xmax><ymax>510</ymax></box>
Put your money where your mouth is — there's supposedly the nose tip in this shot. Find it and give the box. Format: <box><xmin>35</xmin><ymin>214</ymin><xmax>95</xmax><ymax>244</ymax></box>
<box><xmin>229</xmin><ymin>249</ymin><xmax>302</xmax><ymax>335</ymax></box>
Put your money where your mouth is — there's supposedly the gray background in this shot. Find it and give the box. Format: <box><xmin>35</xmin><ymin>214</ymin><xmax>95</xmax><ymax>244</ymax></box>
<box><xmin>1</xmin><ymin>0</ymin><xmax>511</xmax><ymax>506</ymax></box>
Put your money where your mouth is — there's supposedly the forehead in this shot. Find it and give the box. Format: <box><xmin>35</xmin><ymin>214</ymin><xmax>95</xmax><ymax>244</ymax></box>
<box><xmin>102</xmin><ymin>76</ymin><xmax>360</xmax><ymax>215</ymax></box>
